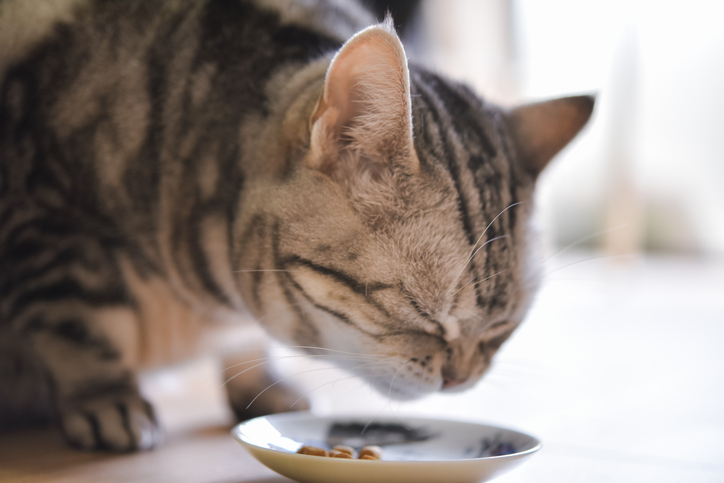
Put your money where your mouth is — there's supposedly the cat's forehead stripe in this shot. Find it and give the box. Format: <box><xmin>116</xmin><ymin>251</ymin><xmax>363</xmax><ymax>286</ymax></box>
<box><xmin>412</xmin><ymin>72</ymin><xmax>517</xmax><ymax>314</ymax></box>
<box><xmin>412</xmin><ymin>68</ymin><xmax>524</xmax><ymax>315</ymax></box>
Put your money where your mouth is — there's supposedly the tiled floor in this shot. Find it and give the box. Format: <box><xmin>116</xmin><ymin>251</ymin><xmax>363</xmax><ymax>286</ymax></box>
<box><xmin>1</xmin><ymin>253</ymin><xmax>723</xmax><ymax>482</ymax></box>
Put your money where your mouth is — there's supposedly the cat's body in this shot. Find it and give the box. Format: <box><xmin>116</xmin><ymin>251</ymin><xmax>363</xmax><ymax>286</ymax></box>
<box><xmin>0</xmin><ymin>0</ymin><xmax>593</xmax><ymax>451</ymax></box>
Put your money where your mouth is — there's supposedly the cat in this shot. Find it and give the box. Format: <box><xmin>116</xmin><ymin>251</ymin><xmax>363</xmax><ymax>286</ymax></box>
<box><xmin>0</xmin><ymin>0</ymin><xmax>593</xmax><ymax>451</ymax></box>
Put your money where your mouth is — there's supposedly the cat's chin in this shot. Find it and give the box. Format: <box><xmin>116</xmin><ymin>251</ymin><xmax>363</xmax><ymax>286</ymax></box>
<box><xmin>368</xmin><ymin>379</ymin><xmax>439</xmax><ymax>402</ymax></box>
<box><xmin>439</xmin><ymin>381</ymin><xmax>477</xmax><ymax>394</ymax></box>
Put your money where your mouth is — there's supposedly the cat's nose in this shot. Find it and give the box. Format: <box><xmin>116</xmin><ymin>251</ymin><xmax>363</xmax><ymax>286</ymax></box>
<box><xmin>441</xmin><ymin>364</ymin><xmax>468</xmax><ymax>389</ymax></box>
<box><xmin>442</xmin><ymin>375</ymin><xmax>467</xmax><ymax>389</ymax></box>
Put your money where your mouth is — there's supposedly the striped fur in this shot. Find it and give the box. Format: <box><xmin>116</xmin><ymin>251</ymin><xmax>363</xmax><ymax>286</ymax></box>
<box><xmin>0</xmin><ymin>0</ymin><xmax>590</xmax><ymax>451</ymax></box>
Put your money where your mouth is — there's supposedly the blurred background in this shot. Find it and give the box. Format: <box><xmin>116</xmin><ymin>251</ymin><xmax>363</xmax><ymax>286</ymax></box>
<box><xmin>374</xmin><ymin>0</ymin><xmax>724</xmax><ymax>258</ymax></box>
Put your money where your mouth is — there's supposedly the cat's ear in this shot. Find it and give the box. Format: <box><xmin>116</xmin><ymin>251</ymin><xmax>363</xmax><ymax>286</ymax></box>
<box><xmin>307</xmin><ymin>20</ymin><xmax>418</xmax><ymax>175</ymax></box>
<box><xmin>505</xmin><ymin>95</ymin><xmax>595</xmax><ymax>176</ymax></box>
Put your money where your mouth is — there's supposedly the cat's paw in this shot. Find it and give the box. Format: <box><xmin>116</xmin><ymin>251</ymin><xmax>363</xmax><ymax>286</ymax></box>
<box><xmin>59</xmin><ymin>394</ymin><xmax>161</xmax><ymax>451</ymax></box>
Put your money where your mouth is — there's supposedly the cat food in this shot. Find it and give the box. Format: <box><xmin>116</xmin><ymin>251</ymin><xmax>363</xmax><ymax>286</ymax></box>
<box><xmin>358</xmin><ymin>445</ymin><xmax>382</xmax><ymax>460</ymax></box>
<box><xmin>296</xmin><ymin>445</ymin><xmax>382</xmax><ymax>460</ymax></box>
<box><xmin>332</xmin><ymin>445</ymin><xmax>355</xmax><ymax>456</ymax></box>
<box><xmin>297</xmin><ymin>445</ymin><xmax>328</xmax><ymax>457</ymax></box>
<box><xmin>329</xmin><ymin>450</ymin><xmax>353</xmax><ymax>459</ymax></box>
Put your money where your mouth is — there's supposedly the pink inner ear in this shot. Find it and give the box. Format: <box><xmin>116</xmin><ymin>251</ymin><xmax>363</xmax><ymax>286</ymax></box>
<box><xmin>323</xmin><ymin>49</ymin><xmax>360</xmax><ymax>134</ymax></box>
<box><xmin>314</xmin><ymin>28</ymin><xmax>411</xmax><ymax>142</ymax></box>
<box><xmin>307</xmin><ymin>25</ymin><xmax>419</xmax><ymax>175</ymax></box>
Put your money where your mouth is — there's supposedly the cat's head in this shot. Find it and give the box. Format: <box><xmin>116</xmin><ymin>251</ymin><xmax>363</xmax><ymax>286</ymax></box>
<box><xmin>249</xmin><ymin>21</ymin><xmax>593</xmax><ymax>399</ymax></box>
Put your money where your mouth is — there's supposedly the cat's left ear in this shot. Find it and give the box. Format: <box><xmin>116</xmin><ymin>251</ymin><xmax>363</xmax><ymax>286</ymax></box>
<box><xmin>306</xmin><ymin>20</ymin><xmax>419</xmax><ymax>175</ymax></box>
<box><xmin>505</xmin><ymin>95</ymin><xmax>595</xmax><ymax>177</ymax></box>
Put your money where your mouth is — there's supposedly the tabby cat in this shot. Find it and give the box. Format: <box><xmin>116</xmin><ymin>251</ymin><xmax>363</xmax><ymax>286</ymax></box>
<box><xmin>0</xmin><ymin>0</ymin><xmax>593</xmax><ymax>451</ymax></box>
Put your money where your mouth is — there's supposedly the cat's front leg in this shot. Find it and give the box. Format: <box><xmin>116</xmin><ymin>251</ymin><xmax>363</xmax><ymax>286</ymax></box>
<box><xmin>223</xmin><ymin>346</ymin><xmax>310</xmax><ymax>421</ymax></box>
<box><xmin>22</xmin><ymin>307</ymin><xmax>161</xmax><ymax>451</ymax></box>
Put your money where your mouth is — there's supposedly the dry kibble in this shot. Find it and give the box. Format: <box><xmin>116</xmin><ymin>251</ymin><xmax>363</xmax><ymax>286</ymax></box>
<box><xmin>329</xmin><ymin>450</ymin><xmax>353</xmax><ymax>459</ymax></box>
<box><xmin>296</xmin><ymin>443</ymin><xmax>383</xmax><ymax>461</ymax></box>
<box><xmin>297</xmin><ymin>445</ymin><xmax>328</xmax><ymax>457</ymax></box>
<box><xmin>332</xmin><ymin>445</ymin><xmax>355</xmax><ymax>457</ymax></box>
<box><xmin>358</xmin><ymin>445</ymin><xmax>382</xmax><ymax>460</ymax></box>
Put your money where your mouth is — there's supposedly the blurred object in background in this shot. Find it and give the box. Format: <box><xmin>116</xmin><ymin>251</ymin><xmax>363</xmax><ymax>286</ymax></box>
<box><xmin>413</xmin><ymin>0</ymin><xmax>519</xmax><ymax>105</ymax></box>
<box><xmin>406</xmin><ymin>0</ymin><xmax>724</xmax><ymax>258</ymax></box>
<box><xmin>362</xmin><ymin>0</ymin><xmax>421</xmax><ymax>36</ymax></box>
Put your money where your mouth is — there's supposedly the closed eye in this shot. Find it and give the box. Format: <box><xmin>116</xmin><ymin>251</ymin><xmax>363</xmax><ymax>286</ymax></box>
<box><xmin>408</xmin><ymin>297</ymin><xmax>431</xmax><ymax>319</ymax></box>
<box><xmin>282</xmin><ymin>256</ymin><xmax>393</xmax><ymax>331</ymax></box>
<box><xmin>400</xmin><ymin>289</ymin><xmax>448</xmax><ymax>338</ymax></box>
<box><xmin>283</xmin><ymin>256</ymin><xmax>391</xmax><ymax>299</ymax></box>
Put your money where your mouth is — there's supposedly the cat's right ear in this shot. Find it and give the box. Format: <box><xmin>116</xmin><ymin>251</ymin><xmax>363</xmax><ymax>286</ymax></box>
<box><xmin>505</xmin><ymin>95</ymin><xmax>595</xmax><ymax>177</ymax></box>
<box><xmin>306</xmin><ymin>20</ymin><xmax>419</xmax><ymax>176</ymax></box>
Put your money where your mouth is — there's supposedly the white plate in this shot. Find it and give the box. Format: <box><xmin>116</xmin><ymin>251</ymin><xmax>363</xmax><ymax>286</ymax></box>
<box><xmin>231</xmin><ymin>412</ymin><xmax>541</xmax><ymax>483</ymax></box>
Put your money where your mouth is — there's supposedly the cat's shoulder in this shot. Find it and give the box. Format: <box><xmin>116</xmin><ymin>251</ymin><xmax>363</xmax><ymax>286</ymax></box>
<box><xmin>0</xmin><ymin>0</ymin><xmax>374</xmax><ymax>76</ymax></box>
<box><xmin>0</xmin><ymin>0</ymin><xmax>87</xmax><ymax>73</ymax></box>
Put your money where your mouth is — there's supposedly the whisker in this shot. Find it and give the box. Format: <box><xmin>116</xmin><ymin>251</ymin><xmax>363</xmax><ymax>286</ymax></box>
<box><xmin>359</xmin><ymin>357</ymin><xmax>422</xmax><ymax>432</ymax></box>
<box><xmin>368</xmin><ymin>354</ymin><xmax>393</xmax><ymax>393</ymax></box>
<box><xmin>454</xmin><ymin>202</ymin><xmax>523</xmax><ymax>283</ymax></box>
<box><xmin>468</xmin><ymin>235</ymin><xmax>509</xmax><ymax>266</ymax></box>
<box><xmin>360</xmin><ymin>380</ymin><xmax>415</xmax><ymax>435</ymax></box>
<box><xmin>470</xmin><ymin>269</ymin><xmax>507</xmax><ymax>289</ymax></box>
<box><xmin>275</xmin><ymin>345</ymin><xmax>384</xmax><ymax>358</ymax></box>
<box><xmin>245</xmin><ymin>365</ymin><xmax>364</xmax><ymax>410</ymax></box>
<box><xmin>454</xmin><ymin>275</ymin><xmax>477</xmax><ymax>296</ymax></box>
<box><xmin>387</xmin><ymin>358</ymin><xmax>413</xmax><ymax>401</ymax></box>
<box><xmin>289</xmin><ymin>359</ymin><xmax>394</xmax><ymax>408</ymax></box>
<box><xmin>453</xmin><ymin>268</ymin><xmax>507</xmax><ymax>296</ymax></box>
<box><xmin>220</xmin><ymin>353</ymin><xmax>379</xmax><ymax>375</ymax></box>
<box><xmin>543</xmin><ymin>252</ymin><xmax>638</xmax><ymax>277</ymax></box>
<box><xmin>453</xmin><ymin>303</ymin><xmax>483</xmax><ymax>320</ymax></box>
<box><xmin>222</xmin><ymin>359</ymin><xmax>281</xmax><ymax>387</ymax></box>
<box><xmin>290</xmin><ymin>374</ymin><xmax>363</xmax><ymax>408</ymax></box>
